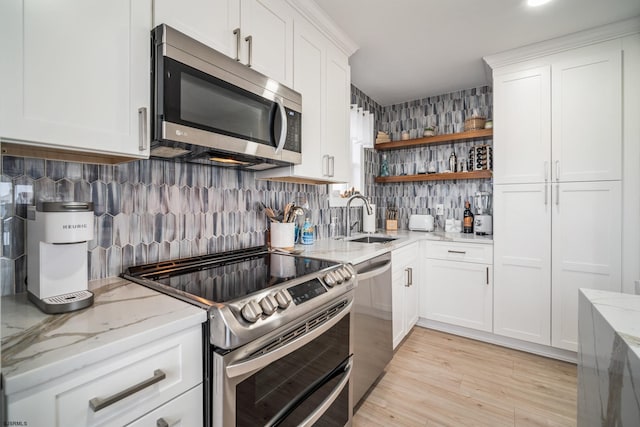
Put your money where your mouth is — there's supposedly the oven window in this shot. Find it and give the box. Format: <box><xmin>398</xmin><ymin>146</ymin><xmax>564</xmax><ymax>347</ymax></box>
<box><xmin>236</xmin><ymin>315</ymin><xmax>350</xmax><ymax>427</ymax></box>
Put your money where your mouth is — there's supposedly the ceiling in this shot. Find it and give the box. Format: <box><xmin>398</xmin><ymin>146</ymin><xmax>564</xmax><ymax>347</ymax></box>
<box><xmin>313</xmin><ymin>0</ymin><xmax>640</xmax><ymax>106</ymax></box>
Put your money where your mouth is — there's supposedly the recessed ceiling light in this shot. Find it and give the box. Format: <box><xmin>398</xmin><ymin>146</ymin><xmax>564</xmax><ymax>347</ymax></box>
<box><xmin>528</xmin><ymin>0</ymin><xmax>552</xmax><ymax>6</ymax></box>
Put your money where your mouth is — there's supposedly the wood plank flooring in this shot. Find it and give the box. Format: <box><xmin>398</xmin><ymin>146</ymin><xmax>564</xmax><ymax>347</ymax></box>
<box><xmin>353</xmin><ymin>327</ymin><xmax>577</xmax><ymax>427</ymax></box>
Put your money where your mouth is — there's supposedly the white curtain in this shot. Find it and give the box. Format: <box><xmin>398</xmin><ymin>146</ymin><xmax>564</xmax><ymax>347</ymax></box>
<box><xmin>350</xmin><ymin>104</ymin><xmax>374</xmax><ymax>148</ymax></box>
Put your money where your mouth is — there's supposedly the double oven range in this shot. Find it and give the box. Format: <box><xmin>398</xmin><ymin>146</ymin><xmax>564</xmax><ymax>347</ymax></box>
<box><xmin>124</xmin><ymin>246</ymin><xmax>356</xmax><ymax>427</ymax></box>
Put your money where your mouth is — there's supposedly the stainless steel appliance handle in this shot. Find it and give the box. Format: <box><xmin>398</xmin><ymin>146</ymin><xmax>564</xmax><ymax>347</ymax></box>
<box><xmin>245</xmin><ymin>35</ymin><xmax>253</xmax><ymax>67</ymax></box>
<box><xmin>233</xmin><ymin>28</ymin><xmax>241</xmax><ymax>61</ymax></box>
<box><xmin>226</xmin><ymin>299</ymin><xmax>352</xmax><ymax>379</ymax></box>
<box><xmin>296</xmin><ymin>357</ymin><xmax>352</xmax><ymax>427</ymax></box>
<box><xmin>157</xmin><ymin>417</ymin><xmax>179</xmax><ymax>427</ymax></box>
<box><xmin>356</xmin><ymin>260</ymin><xmax>391</xmax><ymax>281</ymax></box>
<box><xmin>89</xmin><ymin>369</ymin><xmax>166</xmax><ymax>412</ymax></box>
<box><xmin>274</xmin><ymin>98</ymin><xmax>287</xmax><ymax>154</ymax></box>
<box><xmin>138</xmin><ymin>107</ymin><xmax>148</xmax><ymax>151</ymax></box>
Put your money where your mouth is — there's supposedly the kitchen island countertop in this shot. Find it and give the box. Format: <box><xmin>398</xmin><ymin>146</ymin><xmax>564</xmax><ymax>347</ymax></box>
<box><xmin>1</xmin><ymin>277</ymin><xmax>206</xmax><ymax>396</ymax></box>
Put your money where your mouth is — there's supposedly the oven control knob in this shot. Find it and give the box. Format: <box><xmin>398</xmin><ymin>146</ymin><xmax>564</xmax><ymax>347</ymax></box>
<box><xmin>260</xmin><ymin>295</ymin><xmax>278</xmax><ymax>316</ymax></box>
<box><xmin>324</xmin><ymin>273</ymin><xmax>336</xmax><ymax>288</ymax></box>
<box><xmin>338</xmin><ymin>267</ymin><xmax>352</xmax><ymax>282</ymax></box>
<box><xmin>332</xmin><ymin>270</ymin><xmax>344</xmax><ymax>285</ymax></box>
<box><xmin>275</xmin><ymin>290</ymin><xmax>293</xmax><ymax>309</ymax></box>
<box><xmin>241</xmin><ymin>300</ymin><xmax>263</xmax><ymax>323</ymax></box>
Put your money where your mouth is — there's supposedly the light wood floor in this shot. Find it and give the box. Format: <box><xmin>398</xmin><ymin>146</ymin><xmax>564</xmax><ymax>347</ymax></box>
<box><xmin>353</xmin><ymin>327</ymin><xmax>577</xmax><ymax>427</ymax></box>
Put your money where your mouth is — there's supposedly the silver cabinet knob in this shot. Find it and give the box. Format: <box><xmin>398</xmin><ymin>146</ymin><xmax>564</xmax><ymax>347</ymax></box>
<box><xmin>275</xmin><ymin>290</ymin><xmax>293</xmax><ymax>309</ymax></box>
<box><xmin>260</xmin><ymin>295</ymin><xmax>278</xmax><ymax>316</ymax></box>
<box><xmin>241</xmin><ymin>300</ymin><xmax>263</xmax><ymax>323</ymax></box>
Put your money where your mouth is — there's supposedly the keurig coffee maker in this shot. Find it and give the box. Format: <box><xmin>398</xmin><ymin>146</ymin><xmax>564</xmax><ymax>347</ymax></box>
<box><xmin>27</xmin><ymin>201</ymin><xmax>95</xmax><ymax>314</ymax></box>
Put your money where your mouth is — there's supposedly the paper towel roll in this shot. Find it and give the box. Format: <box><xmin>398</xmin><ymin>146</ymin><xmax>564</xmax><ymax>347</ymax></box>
<box><xmin>363</xmin><ymin>204</ymin><xmax>376</xmax><ymax>233</ymax></box>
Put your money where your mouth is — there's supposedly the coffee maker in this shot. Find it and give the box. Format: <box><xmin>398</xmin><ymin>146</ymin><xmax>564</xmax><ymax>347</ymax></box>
<box><xmin>473</xmin><ymin>192</ymin><xmax>493</xmax><ymax>235</ymax></box>
<box><xmin>27</xmin><ymin>201</ymin><xmax>95</xmax><ymax>314</ymax></box>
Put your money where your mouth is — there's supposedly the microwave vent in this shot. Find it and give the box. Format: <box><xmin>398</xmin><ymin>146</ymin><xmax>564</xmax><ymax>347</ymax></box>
<box><xmin>150</xmin><ymin>146</ymin><xmax>192</xmax><ymax>158</ymax></box>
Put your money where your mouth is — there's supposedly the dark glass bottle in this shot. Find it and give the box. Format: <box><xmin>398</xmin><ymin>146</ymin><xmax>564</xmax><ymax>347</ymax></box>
<box><xmin>463</xmin><ymin>201</ymin><xmax>474</xmax><ymax>233</ymax></box>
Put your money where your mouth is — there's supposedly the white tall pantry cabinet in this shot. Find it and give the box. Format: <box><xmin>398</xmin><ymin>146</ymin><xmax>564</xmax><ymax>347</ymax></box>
<box><xmin>488</xmin><ymin>34</ymin><xmax>633</xmax><ymax>352</ymax></box>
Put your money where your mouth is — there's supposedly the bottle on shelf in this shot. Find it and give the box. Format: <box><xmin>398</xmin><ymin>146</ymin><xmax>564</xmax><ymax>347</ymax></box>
<box><xmin>329</xmin><ymin>217</ymin><xmax>338</xmax><ymax>238</ymax></box>
<box><xmin>449</xmin><ymin>151</ymin><xmax>457</xmax><ymax>172</ymax></box>
<box><xmin>380</xmin><ymin>154</ymin><xmax>390</xmax><ymax>177</ymax></box>
<box><xmin>463</xmin><ymin>201</ymin><xmax>474</xmax><ymax>234</ymax></box>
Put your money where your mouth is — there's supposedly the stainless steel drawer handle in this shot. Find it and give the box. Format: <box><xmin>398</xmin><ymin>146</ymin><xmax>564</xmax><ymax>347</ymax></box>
<box><xmin>245</xmin><ymin>35</ymin><xmax>253</xmax><ymax>67</ymax></box>
<box><xmin>447</xmin><ymin>250</ymin><xmax>466</xmax><ymax>254</ymax></box>
<box><xmin>157</xmin><ymin>417</ymin><xmax>179</xmax><ymax>427</ymax></box>
<box><xmin>89</xmin><ymin>369</ymin><xmax>166</xmax><ymax>412</ymax></box>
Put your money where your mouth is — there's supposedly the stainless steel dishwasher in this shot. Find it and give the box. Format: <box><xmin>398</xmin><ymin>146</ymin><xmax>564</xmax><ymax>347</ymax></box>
<box><xmin>352</xmin><ymin>253</ymin><xmax>393</xmax><ymax>407</ymax></box>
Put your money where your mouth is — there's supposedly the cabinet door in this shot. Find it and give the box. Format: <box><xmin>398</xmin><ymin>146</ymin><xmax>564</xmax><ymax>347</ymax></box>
<box><xmin>240</xmin><ymin>0</ymin><xmax>293</xmax><ymax>86</ymax></box>
<box><xmin>291</xmin><ymin>17</ymin><xmax>324</xmax><ymax>179</ymax></box>
<box><xmin>404</xmin><ymin>257</ymin><xmax>420</xmax><ymax>332</ymax></box>
<box><xmin>493</xmin><ymin>183</ymin><xmax>551</xmax><ymax>345</ymax></box>
<box><xmin>551</xmin><ymin>41</ymin><xmax>622</xmax><ymax>182</ymax></box>
<box><xmin>0</xmin><ymin>0</ymin><xmax>151</xmax><ymax>158</ymax></box>
<box><xmin>324</xmin><ymin>45</ymin><xmax>351</xmax><ymax>183</ymax></box>
<box><xmin>424</xmin><ymin>259</ymin><xmax>493</xmax><ymax>332</ymax></box>
<box><xmin>153</xmin><ymin>0</ymin><xmax>240</xmax><ymax>59</ymax></box>
<box><xmin>493</xmin><ymin>65</ymin><xmax>551</xmax><ymax>184</ymax></box>
<box><xmin>551</xmin><ymin>180</ymin><xmax>622</xmax><ymax>351</ymax></box>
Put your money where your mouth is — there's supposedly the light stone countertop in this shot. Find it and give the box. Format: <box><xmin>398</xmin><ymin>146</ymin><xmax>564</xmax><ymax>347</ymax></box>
<box><xmin>1</xmin><ymin>277</ymin><xmax>207</xmax><ymax>396</ymax></box>
<box><xmin>293</xmin><ymin>229</ymin><xmax>493</xmax><ymax>264</ymax></box>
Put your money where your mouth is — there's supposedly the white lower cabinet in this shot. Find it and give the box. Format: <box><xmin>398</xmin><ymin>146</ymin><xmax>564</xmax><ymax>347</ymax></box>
<box><xmin>5</xmin><ymin>326</ymin><xmax>203</xmax><ymax>427</ymax></box>
<box><xmin>494</xmin><ymin>181</ymin><xmax>622</xmax><ymax>352</ymax></box>
<box><xmin>421</xmin><ymin>241</ymin><xmax>493</xmax><ymax>332</ymax></box>
<box><xmin>392</xmin><ymin>242</ymin><xmax>419</xmax><ymax>349</ymax></box>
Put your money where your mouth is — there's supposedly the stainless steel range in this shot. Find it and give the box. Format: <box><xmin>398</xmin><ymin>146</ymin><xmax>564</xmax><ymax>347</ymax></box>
<box><xmin>124</xmin><ymin>246</ymin><xmax>356</xmax><ymax>427</ymax></box>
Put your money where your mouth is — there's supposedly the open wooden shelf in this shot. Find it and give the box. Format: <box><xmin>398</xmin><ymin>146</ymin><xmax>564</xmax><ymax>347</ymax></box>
<box><xmin>374</xmin><ymin>170</ymin><xmax>492</xmax><ymax>184</ymax></box>
<box><xmin>375</xmin><ymin>129</ymin><xmax>493</xmax><ymax>151</ymax></box>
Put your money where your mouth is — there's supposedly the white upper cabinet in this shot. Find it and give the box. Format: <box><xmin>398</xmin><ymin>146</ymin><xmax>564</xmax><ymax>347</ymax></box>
<box><xmin>551</xmin><ymin>43</ymin><xmax>622</xmax><ymax>182</ymax></box>
<box><xmin>492</xmin><ymin>39</ymin><xmax>622</xmax><ymax>185</ymax></box>
<box><xmin>493</xmin><ymin>66</ymin><xmax>551</xmax><ymax>185</ymax></box>
<box><xmin>256</xmin><ymin>10</ymin><xmax>353</xmax><ymax>183</ymax></box>
<box><xmin>240</xmin><ymin>0</ymin><xmax>293</xmax><ymax>87</ymax></box>
<box><xmin>153</xmin><ymin>0</ymin><xmax>241</xmax><ymax>59</ymax></box>
<box><xmin>154</xmin><ymin>0</ymin><xmax>293</xmax><ymax>87</ymax></box>
<box><xmin>0</xmin><ymin>0</ymin><xmax>151</xmax><ymax>160</ymax></box>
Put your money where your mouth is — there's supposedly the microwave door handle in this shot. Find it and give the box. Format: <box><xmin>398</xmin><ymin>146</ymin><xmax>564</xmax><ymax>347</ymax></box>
<box><xmin>264</xmin><ymin>356</ymin><xmax>352</xmax><ymax>427</ymax></box>
<box><xmin>273</xmin><ymin>98</ymin><xmax>287</xmax><ymax>154</ymax></box>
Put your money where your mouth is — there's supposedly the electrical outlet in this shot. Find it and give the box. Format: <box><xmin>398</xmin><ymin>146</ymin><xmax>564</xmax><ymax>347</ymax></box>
<box><xmin>436</xmin><ymin>204</ymin><xmax>444</xmax><ymax>216</ymax></box>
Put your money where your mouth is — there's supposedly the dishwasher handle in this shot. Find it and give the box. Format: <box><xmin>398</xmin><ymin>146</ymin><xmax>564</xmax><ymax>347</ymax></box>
<box><xmin>356</xmin><ymin>260</ymin><xmax>391</xmax><ymax>281</ymax></box>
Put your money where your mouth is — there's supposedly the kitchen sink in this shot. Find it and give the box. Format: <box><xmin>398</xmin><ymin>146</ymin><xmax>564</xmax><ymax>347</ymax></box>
<box><xmin>348</xmin><ymin>236</ymin><xmax>397</xmax><ymax>244</ymax></box>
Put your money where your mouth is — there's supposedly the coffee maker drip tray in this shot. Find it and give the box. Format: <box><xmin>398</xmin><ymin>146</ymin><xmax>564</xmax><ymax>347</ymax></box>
<box><xmin>27</xmin><ymin>290</ymin><xmax>94</xmax><ymax>314</ymax></box>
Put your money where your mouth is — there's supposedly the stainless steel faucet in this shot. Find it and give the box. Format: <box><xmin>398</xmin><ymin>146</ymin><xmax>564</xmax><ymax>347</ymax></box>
<box><xmin>345</xmin><ymin>194</ymin><xmax>373</xmax><ymax>237</ymax></box>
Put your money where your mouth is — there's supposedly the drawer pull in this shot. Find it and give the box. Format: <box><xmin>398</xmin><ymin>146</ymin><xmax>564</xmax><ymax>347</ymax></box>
<box><xmin>89</xmin><ymin>369</ymin><xmax>166</xmax><ymax>412</ymax></box>
<box><xmin>486</xmin><ymin>267</ymin><xmax>489</xmax><ymax>285</ymax></box>
<box><xmin>447</xmin><ymin>250</ymin><xmax>466</xmax><ymax>254</ymax></box>
<box><xmin>157</xmin><ymin>417</ymin><xmax>179</xmax><ymax>427</ymax></box>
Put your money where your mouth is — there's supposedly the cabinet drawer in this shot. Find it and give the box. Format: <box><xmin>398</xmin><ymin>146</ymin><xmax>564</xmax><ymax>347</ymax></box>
<box><xmin>126</xmin><ymin>384</ymin><xmax>203</xmax><ymax>427</ymax></box>
<box><xmin>425</xmin><ymin>241</ymin><xmax>493</xmax><ymax>264</ymax></box>
<box><xmin>7</xmin><ymin>326</ymin><xmax>203</xmax><ymax>427</ymax></box>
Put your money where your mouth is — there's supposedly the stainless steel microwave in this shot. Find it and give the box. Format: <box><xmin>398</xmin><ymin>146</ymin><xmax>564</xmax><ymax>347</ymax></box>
<box><xmin>151</xmin><ymin>24</ymin><xmax>302</xmax><ymax>170</ymax></box>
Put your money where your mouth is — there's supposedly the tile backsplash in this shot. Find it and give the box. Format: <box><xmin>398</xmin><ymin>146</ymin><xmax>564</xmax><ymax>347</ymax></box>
<box><xmin>0</xmin><ymin>157</ymin><xmax>339</xmax><ymax>295</ymax></box>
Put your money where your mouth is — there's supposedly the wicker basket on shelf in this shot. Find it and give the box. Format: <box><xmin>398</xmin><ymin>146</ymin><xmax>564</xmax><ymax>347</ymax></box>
<box><xmin>464</xmin><ymin>117</ymin><xmax>486</xmax><ymax>131</ymax></box>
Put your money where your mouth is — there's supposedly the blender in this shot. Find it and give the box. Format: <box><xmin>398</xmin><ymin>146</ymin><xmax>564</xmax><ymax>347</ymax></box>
<box><xmin>473</xmin><ymin>191</ymin><xmax>493</xmax><ymax>235</ymax></box>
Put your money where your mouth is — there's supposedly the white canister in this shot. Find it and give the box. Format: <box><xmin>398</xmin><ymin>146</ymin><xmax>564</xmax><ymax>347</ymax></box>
<box><xmin>363</xmin><ymin>204</ymin><xmax>376</xmax><ymax>233</ymax></box>
<box><xmin>270</xmin><ymin>222</ymin><xmax>295</xmax><ymax>248</ymax></box>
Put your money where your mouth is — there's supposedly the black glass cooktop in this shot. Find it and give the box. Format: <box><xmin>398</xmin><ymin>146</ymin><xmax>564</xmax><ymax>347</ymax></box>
<box><xmin>125</xmin><ymin>246</ymin><xmax>336</xmax><ymax>304</ymax></box>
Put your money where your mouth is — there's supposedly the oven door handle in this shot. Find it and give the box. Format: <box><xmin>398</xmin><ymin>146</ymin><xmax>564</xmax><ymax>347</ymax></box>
<box><xmin>265</xmin><ymin>355</ymin><xmax>352</xmax><ymax>427</ymax></box>
<box><xmin>225</xmin><ymin>299</ymin><xmax>352</xmax><ymax>379</ymax></box>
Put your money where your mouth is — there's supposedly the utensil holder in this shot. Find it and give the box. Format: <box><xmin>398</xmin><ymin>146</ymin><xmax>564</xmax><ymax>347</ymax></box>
<box><xmin>270</xmin><ymin>222</ymin><xmax>295</xmax><ymax>249</ymax></box>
